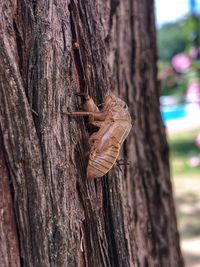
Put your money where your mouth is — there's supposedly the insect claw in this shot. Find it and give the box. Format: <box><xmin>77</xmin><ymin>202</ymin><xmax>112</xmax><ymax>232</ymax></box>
<box><xmin>62</xmin><ymin>111</ymin><xmax>70</xmax><ymax>115</ymax></box>
<box><xmin>116</xmin><ymin>159</ymin><xmax>130</xmax><ymax>166</ymax></box>
<box><xmin>118</xmin><ymin>165</ymin><xmax>123</xmax><ymax>172</ymax></box>
<box><xmin>116</xmin><ymin>159</ymin><xmax>130</xmax><ymax>172</ymax></box>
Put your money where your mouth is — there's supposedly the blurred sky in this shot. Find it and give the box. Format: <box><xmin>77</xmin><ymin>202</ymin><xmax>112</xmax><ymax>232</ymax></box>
<box><xmin>155</xmin><ymin>0</ymin><xmax>200</xmax><ymax>27</ymax></box>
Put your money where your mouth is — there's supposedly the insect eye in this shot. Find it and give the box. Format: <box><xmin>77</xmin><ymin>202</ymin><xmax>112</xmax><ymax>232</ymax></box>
<box><xmin>123</xmin><ymin>104</ymin><xmax>127</xmax><ymax>109</ymax></box>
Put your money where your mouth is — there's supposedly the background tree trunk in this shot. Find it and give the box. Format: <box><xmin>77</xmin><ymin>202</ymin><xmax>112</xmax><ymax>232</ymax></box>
<box><xmin>0</xmin><ymin>0</ymin><xmax>184</xmax><ymax>266</ymax></box>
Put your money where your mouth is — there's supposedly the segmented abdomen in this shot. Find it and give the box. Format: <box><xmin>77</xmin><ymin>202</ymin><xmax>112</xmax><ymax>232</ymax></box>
<box><xmin>87</xmin><ymin>145</ymin><xmax>119</xmax><ymax>179</ymax></box>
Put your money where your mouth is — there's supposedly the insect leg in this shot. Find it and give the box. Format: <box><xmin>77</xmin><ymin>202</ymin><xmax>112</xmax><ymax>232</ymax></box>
<box><xmin>75</xmin><ymin>93</ymin><xmax>100</xmax><ymax>112</ymax></box>
<box><xmin>62</xmin><ymin>111</ymin><xmax>94</xmax><ymax>116</ymax></box>
<box><xmin>63</xmin><ymin>111</ymin><xmax>107</xmax><ymax>129</ymax></box>
<box><xmin>116</xmin><ymin>159</ymin><xmax>130</xmax><ymax>166</ymax></box>
<box><xmin>116</xmin><ymin>159</ymin><xmax>130</xmax><ymax>173</ymax></box>
<box><xmin>63</xmin><ymin>93</ymin><xmax>107</xmax><ymax>125</ymax></box>
<box><xmin>63</xmin><ymin>111</ymin><xmax>106</xmax><ymax>121</ymax></box>
<box><xmin>89</xmin><ymin>120</ymin><xmax>103</xmax><ymax>127</ymax></box>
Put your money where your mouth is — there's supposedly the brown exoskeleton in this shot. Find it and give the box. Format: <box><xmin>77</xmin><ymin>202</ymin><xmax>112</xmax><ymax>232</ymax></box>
<box><xmin>63</xmin><ymin>91</ymin><xmax>132</xmax><ymax>179</ymax></box>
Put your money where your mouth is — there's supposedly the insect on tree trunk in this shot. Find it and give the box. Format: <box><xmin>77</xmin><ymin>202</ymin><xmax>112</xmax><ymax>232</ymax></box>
<box><xmin>0</xmin><ymin>0</ymin><xmax>184</xmax><ymax>267</ymax></box>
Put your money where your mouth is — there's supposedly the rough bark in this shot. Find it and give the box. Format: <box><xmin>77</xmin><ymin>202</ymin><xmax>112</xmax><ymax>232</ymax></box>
<box><xmin>0</xmin><ymin>137</ymin><xmax>21</xmax><ymax>267</ymax></box>
<box><xmin>0</xmin><ymin>0</ymin><xmax>183</xmax><ymax>267</ymax></box>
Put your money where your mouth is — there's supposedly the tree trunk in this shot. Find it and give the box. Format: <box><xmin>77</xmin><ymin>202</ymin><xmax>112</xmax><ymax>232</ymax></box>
<box><xmin>0</xmin><ymin>0</ymin><xmax>183</xmax><ymax>266</ymax></box>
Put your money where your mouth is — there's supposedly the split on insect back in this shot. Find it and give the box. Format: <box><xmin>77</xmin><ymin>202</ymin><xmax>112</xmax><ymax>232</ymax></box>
<box><xmin>63</xmin><ymin>91</ymin><xmax>132</xmax><ymax>180</ymax></box>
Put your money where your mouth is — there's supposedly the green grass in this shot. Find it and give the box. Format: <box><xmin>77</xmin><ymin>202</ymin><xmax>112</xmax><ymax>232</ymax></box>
<box><xmin>168</xmin><ymin>128</ymin><xmax>200</xmax><ymax>239</ymax></box>
<box><xmin>168</xmin><ymin>128</ymin><xmax>200</xmax><ymax>177</ymax></box>
<box><xmin>173</xmin><ymin>176</ymin><xmax>200</xmax><ymax>238</ymax></box>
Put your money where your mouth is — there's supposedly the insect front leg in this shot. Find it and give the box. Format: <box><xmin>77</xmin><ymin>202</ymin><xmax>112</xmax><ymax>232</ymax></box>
<box><xmin>75</xmin><ymin>92</ymin><xmax>99</xmax><ymax>113</ymax></box>
<box><xmin>116</xmin><ymin>159</ymin><xmax>130</xmax><ymax>166</ymax></box>
<box><xmin>89</xmin><ymin>120</ymin><xmax>103</xmax><ymax>127</ymax></box>
<box><xmin>63</xmin><ymin>93</ymin><xmax>107</xmax><ymax>126</ymax></box>
<box><xmin>63</xmin><ymin>111</ymin><xmax>106</xmax><ymax>121</ymax></box>
<box><xmin>78</xmin><ymin>93</ymin><xmax>105</xmax><ymax>126</ymax></box>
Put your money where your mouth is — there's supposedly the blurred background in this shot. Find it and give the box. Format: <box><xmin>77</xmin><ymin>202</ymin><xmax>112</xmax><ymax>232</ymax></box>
<box><xmin>155</xmin><ymin>1</ymin><xmax>200</xmax><ymax>266</ymax></box>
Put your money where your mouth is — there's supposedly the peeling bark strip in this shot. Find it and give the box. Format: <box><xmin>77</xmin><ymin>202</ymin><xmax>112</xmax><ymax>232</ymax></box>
<box><xmin>0</xmin><ymin>1</ymin><xmax>183</xmax><ymax>267</ymax></box>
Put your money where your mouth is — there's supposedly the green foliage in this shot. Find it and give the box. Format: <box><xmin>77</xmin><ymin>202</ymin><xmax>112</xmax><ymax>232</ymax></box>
<box><xmin>157</xmin><ymin>22</ymin><xmax>187</xmax><ymax>62</ymax></box>
<box><xmin>158</xmin><ymin>15</ymin><xmax>200</xmax><ymax>97</ymax></box>
<box><xmin>181</xmin><ymin>15</ymin><xmax>200</xmax><ymax>48</ymax></box>
<box><xmin>158</xmin><ymin>62</ymin><xmax>188</xmax><ymax>97</ymax></box>
<box><xmin>160</xmin><ymin>74</ymin><xmax>188</xmax><ymax>97</ymax></box>
<box><xmin>169</xmin><ymin>128</ymin><xmax>200</xmax><ymax>176</ymax></box>
<box><xmin>157</xmin><ymin>15</ymin><xmax>200</xmax><ymax>62</ymax></box>
<box><xmin>185</xmin><ymin>59</ymin><xmax>200</xmax><ymax>82</ymax></box>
